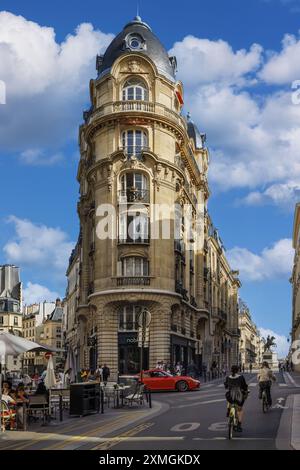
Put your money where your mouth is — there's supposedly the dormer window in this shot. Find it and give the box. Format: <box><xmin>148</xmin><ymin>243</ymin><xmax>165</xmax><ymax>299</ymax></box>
<box><xmin>122</xmin><ymin>78</ymin><xmax>148</xmax><ymax>101</ymax></box>
<box><xmin>125</xmin><ymin>33</ymin><xmax>146</xmax><ymax>52</ymax></box>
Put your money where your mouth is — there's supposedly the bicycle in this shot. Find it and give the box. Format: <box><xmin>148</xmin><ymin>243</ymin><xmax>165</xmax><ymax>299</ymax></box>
<box><xmin>261</xmin><ymin>385</ymin><xmax>271</xmax><ymax>413</ymax></box>
<box><xmin>227</xmin><ymin>402</ymin><xmax>239</xmax><ymax>440</ymax></box>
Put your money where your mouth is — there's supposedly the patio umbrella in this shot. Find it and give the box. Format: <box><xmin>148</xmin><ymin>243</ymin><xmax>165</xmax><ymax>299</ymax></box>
<box><xmin>0</xmin><ymin>332</ymin><xmax>54</xmax><ymax>432</ymax></box>
<box><xmin>44</xmin><ymin>355</ymin><xmax>57</xmax><ymax>390</ymax></box>
<box><xmin>64</xmin><ymin>347</ymin><xmax>77</xmax><ymax>384</ymax></box>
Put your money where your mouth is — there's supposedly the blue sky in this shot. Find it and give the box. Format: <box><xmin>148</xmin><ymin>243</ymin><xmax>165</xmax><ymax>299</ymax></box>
<box><xmin>1</xmin><ymin>0</ymin><xmax>300</xmax><ymax>355</ymax></box>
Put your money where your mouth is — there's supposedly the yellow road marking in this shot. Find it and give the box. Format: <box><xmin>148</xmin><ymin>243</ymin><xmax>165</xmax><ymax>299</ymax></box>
<box><xmin>2</xmin><ymin>413</ymin><xmax>133</xmax><ymax>451</ymax></box>
<box><xmin>0</xmin><ymin>418</ymin><xmax>90</xmax><ymax>451</ymax></box>
<box><xmin>92</xmin><ymin>422</ymin><xmax>154</xmax><ymax>450</ymax></box>
<box><xmin>41</xmin><ymin>411</ymin><xmax>148</xmax><ymax>450</ymax></box>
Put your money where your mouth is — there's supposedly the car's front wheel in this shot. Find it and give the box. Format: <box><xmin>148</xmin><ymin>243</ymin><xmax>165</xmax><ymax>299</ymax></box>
<box><xmin>176</xmin><ymin>380</ymin><xmax>189</xmax><ymax>392</ymax></box>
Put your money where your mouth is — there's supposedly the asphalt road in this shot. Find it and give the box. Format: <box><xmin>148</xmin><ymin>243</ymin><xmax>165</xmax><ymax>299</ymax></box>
<box><xmin>1</xmin><ymin>372</ymin><xmax>298</xmax><ymax>451</ymax></box>
<box><xmin>90</xmin><ymin>372</ymin><xmax>299</xmax><ymax>451</ymax></box>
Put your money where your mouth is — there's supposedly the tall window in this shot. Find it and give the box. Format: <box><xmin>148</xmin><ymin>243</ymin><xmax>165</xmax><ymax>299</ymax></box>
<box><xmin>120</xmin><ymin>173</ymin><xmax>149</xmax><ymax>203</ymax></box>
<box><xmin>122</xmin><ymin>130</ymin><xmax>148</xmax><ymax>157</ymax></box>
<box><xmin>121</xmin><ymin>257</ymin><xmax>149</xmax><ymax>277</ymax></box>
<box><xmin>0</xmin><ymin>317</ymin><xmax>3</xmax><ymax>325</ymax></box>
<box><xmin>119</xmin><ymin>211</ymin><xmax>149</xmax><ymax>243</ymax></box>
<box><xmin>119</xmin><ymin>305</ymin><xmax>144</xmax><ymax>331</ymax></box>
<box><xmin>14</xmin><ymin>316</ymin><xmax>19</xmax><ymax>326</ymax></box>
<box><xmin>122</xmin><ymin>78</ymin><xmax>148</xmax><ymax>101</ymax></box>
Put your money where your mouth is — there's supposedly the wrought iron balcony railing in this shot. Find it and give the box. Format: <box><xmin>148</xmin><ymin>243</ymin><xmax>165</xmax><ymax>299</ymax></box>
<box><xmin>118</xmin><ymin>237</ymin><xmax>150</xmax><ymax>245</ymax></box>
<box><xmin>117</xmin><ymin>277</ymin><xmax>151</xmax><ymax>287</ymax></box>
<box><xmin>118</xmin><ymin>189</ymin><xmax>150</xmax><ymax>204</ymax></box>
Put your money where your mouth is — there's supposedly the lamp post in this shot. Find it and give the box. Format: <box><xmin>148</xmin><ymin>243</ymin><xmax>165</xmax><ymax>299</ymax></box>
<box><xmin>137</xmin><ymin>309</ymin><xmax>151</xmax><ymax>382</ymax></box>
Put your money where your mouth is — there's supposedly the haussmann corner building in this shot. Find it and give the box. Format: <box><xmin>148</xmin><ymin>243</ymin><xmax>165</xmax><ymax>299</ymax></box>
<box><xmin>64</xmin><ymin>16</ymin><xmax>241</xmax><ymax>380</ymax></box>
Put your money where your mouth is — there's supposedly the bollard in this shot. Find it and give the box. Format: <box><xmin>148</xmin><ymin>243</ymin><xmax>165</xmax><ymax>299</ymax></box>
<box><xmin>148</xmin><ymin>390</ymin><xmax>152</xmax><ymax>409</ymax></box>
<box><xmin>101</xmin><ymin>388</ymin><xmax>104</xmax><ymax>414</ymax></box>
<box><xmin>59</xmin><ymin>394</ymin><xmax>63</xmax><ymax>422</ymax></box>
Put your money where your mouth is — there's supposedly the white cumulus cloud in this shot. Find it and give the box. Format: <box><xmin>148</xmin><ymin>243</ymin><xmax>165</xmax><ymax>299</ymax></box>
<box><xmin>227</xmin><ymin>239</ymin><xmax>293</xmax><ymax>281</ymax></box>
<box><xmin>259</xmin><ymin>327</ymin><xmax>289</xmax><ymax>358</ymax></box>
<box><xmin>0</xmin><ymin>12</ymin><xmax>113</xmax><ymax>158</ymax></box>
<box><xmin>23</xmin><ymin>282</ymin><xmax>60</xmax><ymax>305</ymax></box>
<box><xmin>4</xmin><ymin>216</ymin><xmax>74</xmax><ymax>273</ymax></box>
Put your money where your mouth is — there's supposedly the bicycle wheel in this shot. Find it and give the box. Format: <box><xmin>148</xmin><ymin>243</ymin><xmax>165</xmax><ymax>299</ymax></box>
<box><xmin>262</xmin><ymin>393</ymin><xmax>268</xmax><ymax>413</ymax></box>
<box><xmin>228</xmin><ymin>416</ymin><xmax>234</xmax><ymax>439</ymax></box>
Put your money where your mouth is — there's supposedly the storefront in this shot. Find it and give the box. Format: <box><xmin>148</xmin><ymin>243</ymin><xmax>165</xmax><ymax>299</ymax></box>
<box><xmin>118</xmin><ymin>332</ymin><xmax>149</xmax><ymax>375</ymax></box>
<box><xmin>171</xmin><ymin>335</ymin><xmax>196</xmax><ymax>370</ymax></box>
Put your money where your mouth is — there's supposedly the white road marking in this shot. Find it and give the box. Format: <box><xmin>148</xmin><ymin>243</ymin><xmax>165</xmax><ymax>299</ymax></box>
<box><xmin>284</xmin><ymin>372</ymin><xmax>300</xmax><ymax>388</ymax></box>
<box><xmin>218</xmin><ymin>384</ymin><xmax>224</xmax><ymax>388</ymax></box>
<box><xmin>193</xmin><ymin>437</ymin><xmax>273</xmax><ymax>441</ymax></box>
<box><xmin>279</xmin><ymin>384</ymin><xmax>288</xmax><ymax>387</ymax></box>
<box><xmin>177</xmin><ymin>398</ymin><xmax>226</xmax><ymax>409</ymax></box>
<box><xmin>249</xmin><ymin>383</ymin><xmax>258</xmax><ymax>387</ymax></box>
<box><xmin>171</xmin><ymin>422</ymin><xmax>200</xmax><ymax>432</ymax></box>
<box><xmin>208</xmin><ymin>422</ymin><xmax>228</xmax><ymax>432</ymax></box>
<box><xmin>186</xmin><ymin>392</ymin><xmax>224</xmax><ymax>401</ymax></box>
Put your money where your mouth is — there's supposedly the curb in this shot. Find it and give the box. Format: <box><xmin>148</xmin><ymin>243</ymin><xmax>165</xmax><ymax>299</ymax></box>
<box><xmin>276</xmin><ymin>394</ymin><xmax>300</xmax><ymax>450</ymax></box>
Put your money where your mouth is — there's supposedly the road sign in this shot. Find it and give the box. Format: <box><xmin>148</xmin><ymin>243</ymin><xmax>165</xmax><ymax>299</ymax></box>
<box><xmin>45</xmin><ymin>352</ymin><xmax>53</xmax><ymax>360</ymax></box>
<box><xmin>137</xmin><ymin>308</ymin><xmax>151</xmax><ymax>329</ymax></box>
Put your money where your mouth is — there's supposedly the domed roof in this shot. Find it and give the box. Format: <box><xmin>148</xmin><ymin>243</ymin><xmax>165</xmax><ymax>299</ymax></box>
<box><xmin>97</xmin><ymin>16</ymin><xmax>176</xmax><ymax>81</ymax></box>
<box><xmin>187</xmin><ymin>113</ymin><xmax>205</xmax><ymax>150</ymax></box>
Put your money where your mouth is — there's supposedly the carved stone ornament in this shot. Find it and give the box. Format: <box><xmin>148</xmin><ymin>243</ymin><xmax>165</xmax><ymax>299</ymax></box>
<box><xmin>127</xmin><ymin>60</ymin><xmax>142</xmax><ymax>73</ymax></box>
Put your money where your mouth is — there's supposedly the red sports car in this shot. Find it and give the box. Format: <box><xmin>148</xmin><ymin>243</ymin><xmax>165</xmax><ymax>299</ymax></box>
<box><xmin>138</xmin><ymin>369</ymin><xmax>200</xmax><ymax>392</ymax></box>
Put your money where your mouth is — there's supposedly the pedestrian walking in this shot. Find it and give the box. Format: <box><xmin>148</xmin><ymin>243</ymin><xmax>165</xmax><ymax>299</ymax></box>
<box><xmin>249</xmin><ymin>363</ymin><xmax>253</xmax><ymax>373</ymax></box>
<box><xmin>102</xmin><ymin>364</ymin><xmax>110</xmax><ymax>385</ymax></box>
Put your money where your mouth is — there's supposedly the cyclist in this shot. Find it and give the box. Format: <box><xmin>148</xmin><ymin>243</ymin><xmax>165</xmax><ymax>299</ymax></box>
<box><xmin>224</xmin><ymin>365</ymin><xmax>249</xmax><ymax>432</ymax></box>
<box><xmin>257</xmin><ymin>361</ymin><xmax>276</xmax><ymax>406</ymax></box>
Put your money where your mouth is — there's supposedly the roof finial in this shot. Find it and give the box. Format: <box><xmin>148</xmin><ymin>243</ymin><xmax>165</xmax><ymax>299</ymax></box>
<box><xmin>135</xmin><ymin>1</ymin><xmax>141</xmax><ymax>21</ymax></box>
<box><xmin>187</xmin><ymin>112</ymin><xmax>191</xmax><ymax>121</ymax></box>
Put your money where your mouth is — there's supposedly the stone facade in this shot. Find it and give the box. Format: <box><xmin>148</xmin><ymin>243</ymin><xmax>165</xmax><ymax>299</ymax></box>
<box><xmin>0</xmin><ymin>265</ymin><xmax>23</xmax><ymax>372</ymax></box>
<box><xmin>239</xmin><ymin>301</ymin><xmax>263</xmax><ymax>369</ymax></box>
<box><xmin>64</xmin><ymin>17</ymin><xmax>241</xmax><ymax>379</ymax></box>
<box><xmin>291</xmin><ymin>203</ymin><xmax>300</xmax><ymax>372</ymax></box>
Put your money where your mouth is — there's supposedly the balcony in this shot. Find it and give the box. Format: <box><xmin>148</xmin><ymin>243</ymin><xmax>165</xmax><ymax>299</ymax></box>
<box><xmin>118</xmin><ymin>237</ymin><xmax>150</xmax><ymax>245</ymax></box>
<box><xmin>212</xmin><ymin>307</ymin><xmax>227</xmax><ymax>322</ymax></box>
<box><xmin>85</xmin><ymin>100</ymin><xmax>187</xmax><ymax>131</ymax></box>
<box><xmin>204</xmin><ymin>267</ymin><xmax>209</xmax><ymax>280</ymax></box>
<box><xmin>118</xmin><ymin>189</ymin><xmax>150</xmax><ymax>204</ymax></box>
<box><xmin>190</xmin><ymin>296</ymin><xmax>198</xmax><ymax>308</ymax></box>
<box><xmin>175</xmin><ymin>281</ymin><xmax>189</xmax><ymax>301</ymax></box>
<box><xmin>121</xmin><ymin>145</ymin><xmax>150</xmax><ymax>159</ymax></box>
<box><xmin>171</xmin><ymin>324</ymin><xmax>178</xmax><ymax>333</ymax></box>
<box><xmin>117</xmin><ymin>277</ymin><xmax>151</xmax><ymax>287</ymax></box>
<box><xmin>174</xmin><ymin>240</ymin><xmax>185</xmax><ymax>254</ymax></box>
<box><xmin>228</xmin><ymin>328</ymin><xmax>241</xmax><ymax>337</ymax></box>
<box><xmin>181</xmin><ymin>328</ymin><xmax>186</xmax><ymax>335</ymax></box>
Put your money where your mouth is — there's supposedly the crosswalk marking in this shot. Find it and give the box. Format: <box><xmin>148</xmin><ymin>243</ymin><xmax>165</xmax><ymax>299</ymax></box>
<box><xmin>249</xmin><ymin>383</ymin><xmax>258</xmax><ymax>387</ymax></box>
<box><xmin>279</xmin><ymin>383</ymin><xmax>288</xmax><ymax>387</ymax></box>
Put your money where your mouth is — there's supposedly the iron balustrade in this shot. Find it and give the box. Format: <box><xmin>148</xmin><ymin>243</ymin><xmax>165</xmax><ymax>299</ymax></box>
<box><xmin>118</xmin><ymin>189</ymin><xmax>150</xmax><ymax>204</ymax></box>
<box><xmin>118</xmin><ymin>237</ymin><xmax>150</xmax><ymax>245</ymax></box>
<box><xmin>117</xmin><ymin>277</ymin><xmax>151</xmax><ymax>286</ymax></box>
<box><xmin>121</xmin><ymin>146</ymin><xmax>150</xmax><ymax>159</ymax></box>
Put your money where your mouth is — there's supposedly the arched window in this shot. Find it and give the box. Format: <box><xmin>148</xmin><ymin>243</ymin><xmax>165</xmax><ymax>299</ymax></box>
<box><xmin>121</xmin><ymin>257</ymin><xmax>149</xmax><ymax>277</ymax></box>
<box><xmin>122</xmin><ymin>130</ymin><xmax>148</xmax><ymax>157</ymax></box>
<box><xmin>122</xmin><ymin>78</ymin><xmax>148</xmax><ymax>101</ymax></box>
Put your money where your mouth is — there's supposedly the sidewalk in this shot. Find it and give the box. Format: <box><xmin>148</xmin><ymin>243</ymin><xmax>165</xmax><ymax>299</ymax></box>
<box><xmin>0</xmin><ymin>399</ymin><xmax>165</xmax><ymax>450</ymax></box>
